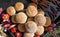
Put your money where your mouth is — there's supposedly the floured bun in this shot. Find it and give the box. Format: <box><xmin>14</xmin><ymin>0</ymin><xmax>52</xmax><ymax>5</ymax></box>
<box><xmin>35</xmin><ymin>26</ymin><xmax>44</xmax><ymax>35</ymax></box>
<box><xmin>15</xmin><ymin>12</ymin><xmax>27</xmax><ymax>24</ymax></box>
<box><xmin>25</xmin><ymin>21</ymin><xmax>37</xmax><ymax>33</ymax></box>
<box><xmin>15</xmin><ymin>2</ymin><xmax>24</xmax><ymax>11</ymax></box>
<box><xmin>24</xmin><ymin>33</ymin><xmax>34</xmax><ymax>37</ymax></box>
<box><xmin>7</xmin><ymin>6</ymin><xmax>16</xmax><ymax>16</ymax></box>
<box><xmin>34</xmin><ymin>14</ymin><xmax>46</xmax><ymax>26</ymax></box>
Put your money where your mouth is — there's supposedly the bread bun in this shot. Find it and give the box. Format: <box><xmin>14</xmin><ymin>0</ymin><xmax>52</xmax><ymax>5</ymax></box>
<box><xmin>15</xmin><ymin>12</ymin><xmax>27</xmax><ymax>24</ymax></box>
<box><xmin>35</xmin><ymin>26</ymin><xmax>44</xmax><ymax>35</ymax></box>
<box><xmin>26</xmin><ymin>5</ymin><xmax>38</xmax><ymax>17</ymax></box>
<box><xmin>34</xmin><ymin>14</ymin><xmax>46</xmax><ymax>26</ymax></box>
<box><xmin>25</xmin><ymin>21</ymin><xmax>37</xmax><ymax>33</ymax></box>
<box><xmin>15</xmin><ymin>2</ymin><xmax>24</xmax><ymax>11</ymax></box>
<box><xmin>7</xmin><ymin>6</ymin><xmax>16</xmax><ymax>16</ymax></box>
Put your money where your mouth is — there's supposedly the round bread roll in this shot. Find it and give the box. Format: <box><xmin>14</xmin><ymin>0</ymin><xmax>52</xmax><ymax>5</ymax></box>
<box><xmin>34</xmin><ymin>14</ymin><xmax>46</xmax><ymax>26</ymax></box>
<box><xmin>35</xmin><ymin>26</ymin><xmax>44</xmax><ymax>35</ymax></box>
<box><xmin>24</xmin><ymin>33</ymin><xmax>34</xmax><ymax>37</ymax></box>
<box><xmin>7</xmin><ymin>6</ymin><xmax>16</xmax><ymax>16</ymax></box>
<box><xmin>25</xmin><ymin>21</ymin><xmax>37</xmax><ymax>33</ymax></box>
<box><xmin>16</xmin><ymin>12</ymin><xmax>27</xmax><ymax>24</ymax></box>
<box><xmin>18</xmin><ymin>24</ymin><xmax>26</xmax><ymax>32</ymax></box>
<box><xmin>27</xmin><ymin>18</ymin><xmax>34</xmax><ymax>21</ymax></box>
<box><xmin>44</xmin><ymin>17</ymin><xmax>51</xmax><ymax>27</ymax></box>
<box><xmin>38</xmin><ymin>9</ymin><xmax>44</xmax><ymax>15</ymax></box>
<box><xmin>15</xmin><ymin>2</ymin><xmax>24</xmax><ymax>11</ymax></box>
<box><xmin>26</xmin><ymin>5</ymin><xmax>38</xmax><ymax>17</ymax></box>
<box><xmin>11</xmin><ymin>15</ymin><xmax>16</xmax><ymax>23</ymax></box>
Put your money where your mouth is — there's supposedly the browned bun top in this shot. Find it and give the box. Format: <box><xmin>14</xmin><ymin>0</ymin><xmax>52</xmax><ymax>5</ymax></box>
<box><xmin>15</xmin><ymin>2</ymin><xmax>24</xmax><ymax>11</ymax></box>
<box><xmin>26</xmin><ymin>5</ymin><xmax>38</xmax><ymax>17</ymax></box>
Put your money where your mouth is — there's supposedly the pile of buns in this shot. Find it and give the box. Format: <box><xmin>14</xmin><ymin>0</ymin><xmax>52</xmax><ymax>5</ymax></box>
<box><xmin>6</xmin><ymin>2</ymin><xmax>51</xmax><ymax>37</ymax></box>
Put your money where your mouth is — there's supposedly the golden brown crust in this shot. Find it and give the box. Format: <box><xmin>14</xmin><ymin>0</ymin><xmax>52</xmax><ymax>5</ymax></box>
<box><xmin>15</xmin><ymin>2</ymin><xmax>24</xmax><ymax>11</ymax></box>
<box><xmin>44</xmin><ymin>17</ymin><xmax>51</xmax><ymax>27</ymax></box>
<box><xmin>7</xmin><ymin>6</ymin><xmax>16</xmax><ymax>16</ymax></box>
<box><xmin>34</xmin><ymin>14</ymin><xmax>46</xmax><ymax>26</ymax></box>
<box><xmin>25</xmin><ymin>21</ymin><xmax>37</xmax><ymax>33</ymax></box>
